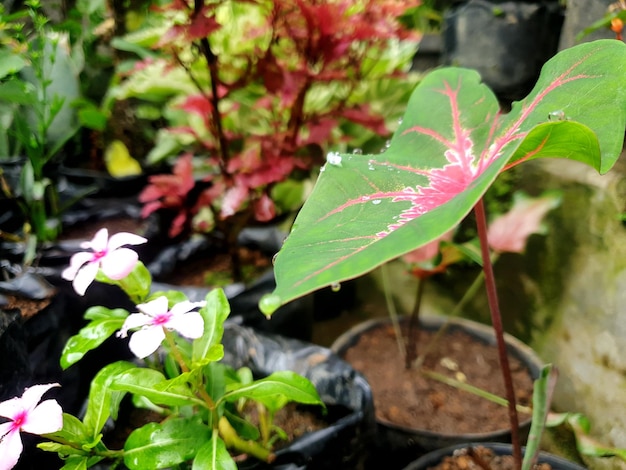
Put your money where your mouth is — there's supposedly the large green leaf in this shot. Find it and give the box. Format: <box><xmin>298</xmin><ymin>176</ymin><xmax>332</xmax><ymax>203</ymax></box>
<box><xmin>192</xmin><ymin>288</ymin><xmax>230</xmax><ymax>367</ymax></box>
<box><xmin>263</xmin><ymin>40</ymin><xmax>626</xmax><ymax>312</ymax></box>
<box><xmin>192</xmin><ymin>434</ymin><xmax>237</xmax><ymax>470</ymax></box>
<box><xmin>60</xmin><ymin>307</ymin><xmax>128</xmax><ymax>370</ymax></box>
<box><xmin>83</xmin><ymin>361</ymin><xmax>136</xmax><ymax>441</ymax></box>
<box><xmin>123</xmin><ymin>416</ymin><xmax>210</xmax><ymax>469</ymax></box>
<box><xmin>221</xmin><ymin>371</ymin><xmax>323</xmax><ymax>413</ymax></box>
<box><xmin>110</xmin><ymin>368</ymin><xmax>205</xmax><ymax>408</ymax></box>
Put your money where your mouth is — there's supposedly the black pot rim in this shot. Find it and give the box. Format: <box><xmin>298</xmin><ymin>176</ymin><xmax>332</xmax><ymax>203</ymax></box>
<box><xmin>331</xmin><ymin>313</ymin><xmax>544</xmax><ymax>440</ymax></box>
<box><xmin>402</xmin><ymin>442</ymin><xmax>587</xmax><ymax>470</ymax></box>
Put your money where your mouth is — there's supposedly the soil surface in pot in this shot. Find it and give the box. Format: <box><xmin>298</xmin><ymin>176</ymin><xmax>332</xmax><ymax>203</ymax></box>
<box><xmin>425</xmin><ymin>445</ymin><xmax>551</xmax><ymax>470</ymax></box>
<box><xmin>343</xmin><ymin>323</ymin><xmax>534</xmax><ymax>434</ymax></box>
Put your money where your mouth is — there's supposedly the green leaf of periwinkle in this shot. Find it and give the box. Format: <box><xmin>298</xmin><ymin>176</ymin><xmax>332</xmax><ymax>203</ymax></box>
<box><xmin>96</xmin><ymin>261</ymin><xmax>152</xmax><ymax>305</ymax></box>
<box><xmin>192</xmin><ymin>288</ymin><xmax>230</xmax><ymax>367</ymax></box>
<box><xmin>264</xmin><ymin>39</ymin><xmax>626</xmax><ymax>312</ymax></box>
<box><xmin>60</xmin><ymin>307</ymin><xmax>128</xmax><ymax>370</ymax></box>
<box><xmin>221</xmin><ymin>371</ymin><xmax>324</xmax><ymax>413</ymax></box>
<box><xmin>192</xmin><ymin>436</ymin><xmax>237</xmax><ymax>470</ymax></box>
<box><xmin>110</xmin><ymin>368</ymin><xmax>205</xmax><ymax>408</ymax></box>
<box><xmin>83</xmin><ymin>361</ymin><xmax>136</xmax><ymax>441</ymax></box>
<box><xmin>123</xmin><ymin>416</ymin><xmax>210</xmax><ymax>470</ymax></box>
<box><xmin>42</xmin><ymin>413</ymin><xmax>90</xmax><ymax>445</ymax></box>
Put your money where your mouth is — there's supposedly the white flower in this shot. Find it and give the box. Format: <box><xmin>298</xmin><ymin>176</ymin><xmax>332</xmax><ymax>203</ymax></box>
<box><xmin>117</xmin><ymin>296</ymin><xmax>205</xmax><ymax>359</ymax></box>
<box><xmin>62</xmin><ymin>228</ymin><xmax>147</xmax><ymax>296</ymax></box>
<box><xmin>0</xmin><ymin>383</ymin><xmax>63</xmax><ymax>470</ymax></box>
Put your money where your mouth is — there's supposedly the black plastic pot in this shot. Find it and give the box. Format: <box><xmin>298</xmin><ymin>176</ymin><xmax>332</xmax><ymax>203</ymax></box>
<box><xmin>222</xmin><ymin>324</ymin><xmax>376</xmax><ymax>470</ymax></box>
<box><xmin>147</xmin><ymin>226</ymin><xmax>319</xmax><ymax>341</ymax></box>
<box><xmin>442</xmin><ymin>0</ymin><xmax>565</xmax><ymax>100</ymax></box>
<box><xmin>402</xmin><ymin>442</ymin><xmax>587</xmax><ymax>470</ymax></box>
<box><xmin>331</xmin><ymin>314</ymin><xmax>544</xmax><ymax>469</ymax></box>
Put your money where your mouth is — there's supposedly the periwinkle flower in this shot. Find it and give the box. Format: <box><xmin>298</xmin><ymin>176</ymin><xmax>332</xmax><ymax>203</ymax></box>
<box><xmin>117</xmin><ymin>296</ymin><xmax>205</xmax><ymax>359</ymax></box>
<box><xmin>0</xmin><ymin>383</ymin><xmax>63</xmax><ymax>470</ymax></box>
<box><xmin>62</xmin><ymin>228</ymin><xmax>147</xmax><ymax>296</ymax></box>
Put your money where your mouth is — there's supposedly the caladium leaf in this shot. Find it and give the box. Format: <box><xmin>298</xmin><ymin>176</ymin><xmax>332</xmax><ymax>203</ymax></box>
<box><xmin>263</xmin><ymin>40</ymin><xmax>626</xmax><ymax>313</ymax></box>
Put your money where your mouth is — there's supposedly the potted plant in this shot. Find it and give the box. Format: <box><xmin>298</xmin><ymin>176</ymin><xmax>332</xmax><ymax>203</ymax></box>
<box><xmin>260</xmin><ymin>38</ymin><xmax>626</xmax><ymax>470</ymax></box>
<box><xmin>326</xmin><ymin>191</ymin><xmax>560</xmax><ymax>467</ymax></box>
<box><xmin>0</xmin><ymin>227</ymin><xmax>375</xmax><ymax>470</ymax></box>
<box><xmin>104</xmin><ymin>0</ymin><xmax>421</xmax><ymax>281</ymax></box>
<box><xmin>96</xmin><ymin>0</ymin><xmax>423</xmax><ymax>338</ymax></box>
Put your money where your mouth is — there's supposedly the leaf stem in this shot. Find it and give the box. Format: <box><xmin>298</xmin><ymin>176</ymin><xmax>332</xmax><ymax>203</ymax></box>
<box><xmin>218</xmin><ymin>416</ymin><xmax>275</xmax><ymax>463</ymax></box>
<box><xmin>474</xmin><ymin>198</ymin><xmax>522</xmax><ymax>469</ymax></box>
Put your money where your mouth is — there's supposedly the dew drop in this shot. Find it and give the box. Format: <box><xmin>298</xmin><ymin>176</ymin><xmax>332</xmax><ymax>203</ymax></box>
<box><xmin>368</xmin><ymin>163</ymin><xmax>375</xmax><ymax>171</ymax></box>
<box><xmin>385</xmin><ymin>140</ymin><xmax>391</xmax><ymax>149</ymax></box>
<box><xmin>372</xmin><ymin>199</ymin><xmax>381</xmax><ymax>205</ymax></box>
<box><xmin>326</xmin><ymin>152</ymin><xmax>342</xmax><ymax>166</ymax></box>
<box><xmin>397</xmin><ymin>117</ymin><xmax>403</xmax><ymax>125</ymax></box>
<box><xmin>352</xmin><ymin>148</ymin><xmax>363</xmax><ymax>155</ymax></box>
<box><xmin>330</xmin><ymin>282</ymin><xmax>341</xmax><ymax>292</ymax></box>
<box><xmin>319</xmin><ymin>165</ymin><xmax>326</xmax><ymax>173</ymax></box>
<box><xmin>259</xmin><ymin>293</ymin><xmax>282</xmax><ymax>318</ymax></box>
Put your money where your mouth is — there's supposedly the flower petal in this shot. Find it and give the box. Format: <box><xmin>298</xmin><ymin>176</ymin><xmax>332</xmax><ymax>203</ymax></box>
<box><xmin>0</xmin><ymin>427</ymin><xmax>22</xmax><ymax>470</ymax></box>
<box><xmin>0</xmin><ymin>397</ymin><xmax>22</xmax><ymax>420</ymax></box>
<box><xmin>169</xmin><ymin>300</ymin><xmax>204</xmax><ymax>316</ymax></box>
<box><xmin>61</xmin><ymin>252</ymin><xmax>94</xmax><ymax>281</ymax></box>
<box><xmin>72</xmin><ymin>261</ymin><xmax>99</xmax><ymax>296</ymax></box>
<box><xmin>128</xmin><ymin>327</ymin><xmax>165</xmax><ymax>359</ymax></box>
<box><xmin>100</xmin><ymin>248</ymin><xmax>139</xmax><ymax>280</ymax></box>
<box><xmin>21</xmin><ymin>400</ymin><xmax>63</xmax><ymax>435</ymax></box>
<box><xmin>87</xmin><ymin>228</ymin><xmax>109</xmax><ymax>252</ymax></box>
<box><xmin>19</xmin><ymin>384</ymin><xmax>60</xmax><ymax>413</ymax></box>
<box><xmin>118</xmin><ymin>313</ymin><xmax>153</xmax><ymax>338</ymax></box>
<box><xmin>168</xmin><ymin>311</ymin><xmax>204</xmax><ymax>339</ymax></box>
<box><xmin>137</xmin><ymin>296</ymin><xmax>169</xmax><ymax>317</ymax></box>
<box><xmin>107</xmin><ymin>232</ymin><xmax>148</xmax><ymax>251</ymax></box>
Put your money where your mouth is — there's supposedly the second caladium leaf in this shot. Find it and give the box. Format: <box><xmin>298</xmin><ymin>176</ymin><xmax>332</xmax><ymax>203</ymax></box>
<box><xmin>262</xmin><ymin>39</ymin><xmax>626</xmax><ymax>313</ymax></box>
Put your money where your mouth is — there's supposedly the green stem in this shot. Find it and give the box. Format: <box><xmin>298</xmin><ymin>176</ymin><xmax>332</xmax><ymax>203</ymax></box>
<box><xmin>420</xmin><ymin>369</ymin><xmax>532</xmax><ymax>416</ymax></box>
<box><xmin>219</xmin><ymin>416</ymin><xmax>274</xmax><ymax>463</ymax></box>
<box><xmin>163</xmin><ymin>329</ymin><xmax>189</xmax><ymax>373</ymax></box>
<box><xmin>412</xmin><ymin>255</ymin><xmax>498</xmax><ymax>369</ymax></box>
<box><xmin>405</xmin><ymin>277</ymin><xmax>425</xmax><ymax>369</ymax></box>
<box><xmin>474</xmin><ymin>198</ymin><xmax>522</xmax><ymax>470</ymax></box>
<box><xmin>381</xmin><ymin>263</ymin><xmax>406</xmax><ymax>359</ymax></box>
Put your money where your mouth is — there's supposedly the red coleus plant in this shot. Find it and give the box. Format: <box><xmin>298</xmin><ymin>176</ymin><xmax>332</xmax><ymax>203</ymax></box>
<box><xmin>135</xmin><ymin>0</ymin><xmax>420</xmax><ymax>248</ymax></box>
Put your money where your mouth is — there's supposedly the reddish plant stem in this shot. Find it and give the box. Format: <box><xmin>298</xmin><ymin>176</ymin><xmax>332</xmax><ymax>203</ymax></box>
<box><xmin>473</xmin><ymin>198</ymin><xmax>522</xmax><ymax>470</ymax></box>
<box><xmin>194</xmin><ymin>0</ymin><xmax>230</xmax><ymax>176</ymax></box>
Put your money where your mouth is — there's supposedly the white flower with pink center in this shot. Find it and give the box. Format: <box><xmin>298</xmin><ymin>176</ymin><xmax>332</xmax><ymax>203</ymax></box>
<box><xmin>62</xmin><ymin>228</ymin><xmax>147</xmax><ymax>296</ymax></box>
<box><xmin>0</xmin><ymin>383</ymin><xmax>63</xmax><ymax>470</ymax></box>
<box><xmin>117</xmin><ymin>296</ymin><xmax>205</xmax><ymax>359</ymax></box>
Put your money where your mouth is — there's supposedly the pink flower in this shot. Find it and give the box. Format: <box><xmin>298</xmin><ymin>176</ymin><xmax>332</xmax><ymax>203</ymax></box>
<box><xmin>117</xmin><ymin>296</ymin><xmax>205</xmax><ymax>359</ymax></box>
<box><xmin>0</xmin><ymin>383</ymin><xmax>63</xmax><ymax>470</ymax></box>
<box><xmin>487</xmin><ymin>193</ymin><xmax>560</xmax><ymax>254</ymax></box>
<box><xmin>62</xmin><ymin>228</ymin><xmax>147</xmax><ymax>296</ymax></box>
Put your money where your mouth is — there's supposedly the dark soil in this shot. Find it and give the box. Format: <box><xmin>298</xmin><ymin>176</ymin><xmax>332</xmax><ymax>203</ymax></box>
<box><xmin>3</xmin><ymin>295</ymin><xmax>51</xmax><ymax>319</ymax></box>
<box><xmin>423</xmin><ymin>445</ymin><xmax>551</xmax><ymax>470</ymax></box>
<box><xmin>59</xmin><ymin>215</ymin><xmax>148</xmax><ymax>241</ymax></box>
<box><xmin>343</xmin><ymin>322</ymin><xmax>534</xmax><ymax>435</ymax></box>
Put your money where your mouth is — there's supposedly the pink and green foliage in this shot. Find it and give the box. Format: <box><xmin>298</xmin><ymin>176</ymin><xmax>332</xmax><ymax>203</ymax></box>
<box><xmin>262</xmin><ymin>39</ymin><xmax>626</xmax><ymax>313</ymax></box>
<box><xmin>115</xmin><ymin>0</ymin><xmax>420</xmax><ymax>240</ymax></box>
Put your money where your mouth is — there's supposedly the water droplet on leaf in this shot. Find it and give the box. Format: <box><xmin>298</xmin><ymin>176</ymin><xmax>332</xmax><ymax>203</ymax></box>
<box><xmin>331</xmin><ymin>283</ymin><xmax>341</xmax><ymax>292</ymax></box>
<box><xmin>352</xmin><ymin>148</ymin><xmax>363</xmax><ymax>155</ymax></box>
<box><xmin>259</xmin><ymin>293</ymin><xmax>282</xmax><ymax>318</ymax></box>
<box><xmin>326</xmin><ymin>152</ymin><xmax>342</xmax><ymax>166</ymax></box>
<box><xmin>372</xmin><ymin>199</ymin><xmax>381</xmax><ymax>205</ymax></box>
